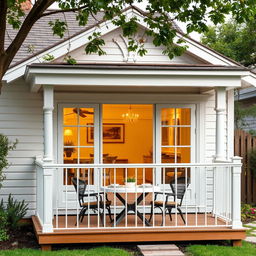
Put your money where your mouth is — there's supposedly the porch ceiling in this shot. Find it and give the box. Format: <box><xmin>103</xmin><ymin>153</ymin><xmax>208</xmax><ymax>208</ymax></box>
<box><xmin>25</xmin><ymin>63</ymin><xmax>249</xmax><ymax>93</ymax></box>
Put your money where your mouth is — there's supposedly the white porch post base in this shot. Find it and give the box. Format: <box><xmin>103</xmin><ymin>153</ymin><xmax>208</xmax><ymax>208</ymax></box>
<box><xmin>42</xmin><ymin>223</ymin><xmax>54</xmax><ymax>233</ymax></box>
<box><xmin>232</xmin><ymin>156</ymin><xmax>243</xmax><ymax>229</ymax></box>
<box><xmin>42</xmin><ymin>167</ymin><xmax>53</xmax><ymax>233</ymax></box>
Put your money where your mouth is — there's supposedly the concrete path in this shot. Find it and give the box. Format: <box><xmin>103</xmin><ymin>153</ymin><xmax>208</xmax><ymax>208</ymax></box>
<box><xmin>137</xmin><ymin>244</ymin><xmax>184</xmax><ymax>256</ymax></box>
<box><xmin>244</xmin><ymin>221</ymin><xmax>256</xmax><ymax>244</ymax></box>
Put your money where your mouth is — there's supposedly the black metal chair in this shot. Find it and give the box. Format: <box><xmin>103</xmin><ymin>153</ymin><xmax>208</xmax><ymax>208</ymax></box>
<box><xmin>148</xmin><ymin>176</ymin><xmax>190</xmax><ymax>225</ymax></box>
<box><xmin>72</xmin><ymin>177</ymin><xmax>113</xmax><ymax>226</ymax></box>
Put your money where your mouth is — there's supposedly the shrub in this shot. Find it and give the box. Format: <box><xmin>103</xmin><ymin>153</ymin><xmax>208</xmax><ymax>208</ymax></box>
<box><xmin>0</xmin><ymin>134</ymin><xmax>17</xmax><ymax>188</ymax></box>
<box><xmin>0</xmin><ymin>210</ymin><xmax>9</xmax><ymax>242</ymax></box>
<box><xmin>0</xmin><ymin>194</ymin><xmax>28</xmax><ymax>229</ymax></box>
<box><xmin>241</xmin><ymin>203</ymin><xmax>256</xmax><ymax>222</ymax></box>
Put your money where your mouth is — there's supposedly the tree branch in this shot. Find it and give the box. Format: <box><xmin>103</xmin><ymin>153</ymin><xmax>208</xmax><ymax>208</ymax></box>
<box><xmin>0</xmin><ymin>0</ymin><xmax>7</xmax><ymax>54</ymax></box>
<box><xmin>3</xmin><ymin>0</ymin><xmax>55</xmax><ymax>74</ymax></box>
<box><xmin>39</xmin><ymin>5</ymin><xmax>88</xmax><ymax>18</ymax></box>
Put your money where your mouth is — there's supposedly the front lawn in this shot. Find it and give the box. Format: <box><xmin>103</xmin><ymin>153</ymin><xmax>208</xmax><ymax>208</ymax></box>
<box><xmin>186</xmin><ymin>241</ymin><xmax>256</xmax><ymax>256</ymax></box>
<box><xmin>0</xmin><ymin>247</ymin><xmax>131</xmax><ymax>256</ymax></box>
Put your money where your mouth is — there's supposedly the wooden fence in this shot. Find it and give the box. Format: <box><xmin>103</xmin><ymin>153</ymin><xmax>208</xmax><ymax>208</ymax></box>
<box><xmin>234</xmin><ymin>129</ymin><xmax>256</xmax><ymax>204</ymax></box>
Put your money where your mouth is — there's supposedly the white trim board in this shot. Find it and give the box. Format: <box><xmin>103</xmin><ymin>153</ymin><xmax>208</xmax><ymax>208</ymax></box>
<box><xmin>25</xmin><ymin>67</ymin><xmax>248</xmax><ymax>92</ymax></box>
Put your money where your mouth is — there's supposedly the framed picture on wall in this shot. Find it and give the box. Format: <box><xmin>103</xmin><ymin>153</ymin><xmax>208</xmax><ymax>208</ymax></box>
<box><xmin>87</xmin><ymin>123</ymin><xmax>125</xmax><ymax>143</ymax></box>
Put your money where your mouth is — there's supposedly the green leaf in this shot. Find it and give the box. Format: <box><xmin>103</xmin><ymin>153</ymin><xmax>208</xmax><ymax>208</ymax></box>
<box><xmin>49</xmin><ymin>19</ymin><xmax>67</xmax><ymax>38</ymax></box>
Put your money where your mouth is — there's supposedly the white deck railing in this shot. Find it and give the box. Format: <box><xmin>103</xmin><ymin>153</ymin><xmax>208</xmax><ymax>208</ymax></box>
<box><xmin>35</xmin><ymin>158</ymin><xmax>243</xmax><ymax>232</ymax></box>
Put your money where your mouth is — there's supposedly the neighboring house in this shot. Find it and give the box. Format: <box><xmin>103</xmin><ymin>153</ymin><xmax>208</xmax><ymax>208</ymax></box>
<box><xmin>235</xmin><ymin>84</ymin><xmax>256</xmax><ymax>132</ymax></box>
<box><xmin>1</xmin><ymin>6</ymin><xmax>256</xmax><ymax>250</ymax></box>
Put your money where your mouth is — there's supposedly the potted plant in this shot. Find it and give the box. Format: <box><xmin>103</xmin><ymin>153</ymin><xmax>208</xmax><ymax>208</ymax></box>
<box><xmin>125</xmin><ymin>177</ymin><xmax>136</xmax><ymax>188</ymax></box>
<box><xmin>64</xmin><ymin>141</ymin><xmax>76</xmax><ymax>158</ymax></box>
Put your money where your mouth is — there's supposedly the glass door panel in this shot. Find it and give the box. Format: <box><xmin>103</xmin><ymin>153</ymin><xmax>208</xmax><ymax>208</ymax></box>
<box><xmin>156</xmin><ymin>105</ymin><xmax>194</xmax><ymax>186</ymax></box>
<box><xmin>62</xmin><ymin>106</ymin><xmax>97</xmax><ymax>186</ymax></box>
<box><xmin>102</xmin><ymin>104</ymin><xmax>153</xmax><ymax>185</ymax></box>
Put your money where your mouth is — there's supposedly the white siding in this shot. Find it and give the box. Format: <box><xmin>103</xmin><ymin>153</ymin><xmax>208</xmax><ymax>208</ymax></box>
<box><xmin>204</xmin><ymin>92</ymin><xmax>228</xmax><ymax>162</ymax></box>
<box><xmin>55</xmin><ymin>27</ymin><xmax>207</xmax><ymax>65</ymax></box>
<box><xmin>0</xmin><ymin>79</ymin><xmax>43</xmax><ymax>217</ymax></box>
<box><xmin>204</xmin><ymin>91</ymin><xmax>230</xmax><ymax>211</ymax></box>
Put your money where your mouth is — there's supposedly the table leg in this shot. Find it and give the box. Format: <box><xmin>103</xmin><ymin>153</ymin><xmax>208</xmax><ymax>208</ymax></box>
<box><xmin>112</xmin><ymin>193</ymin><xmax>127</xmax><ymax>226</ymax></box>
<box><xmin>112</xmin><ymin>192</ymin><xmax>151</xmax><ymax>227</ymax></box>
<box><xmin>115</xmin><ymin>209</ymin><xmax>126</xmax><ymax>226</ymax></box>
<box><xmin>136</xmin><ymin>210</ymin><xmax>151</xmax><ymax>226</ymax></box>
<box><xmin>116</xmin><ymin>193</ymin><xmax>126</xmax><ymax>205</ymax></box>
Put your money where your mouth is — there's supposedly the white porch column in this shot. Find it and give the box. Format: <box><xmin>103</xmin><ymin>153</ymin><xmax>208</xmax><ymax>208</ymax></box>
<box><xmin>42</xmin><ymin>85</ymin><xmax>54</xmax><ymax>233</ymax></box>
<box><xmin>232</xmin><ymin>156</ymin><xmax>243</xmax><ymax>229</ymax></box>
<box><xmin>215</xmin><ymin>87</ymin><xmax>226</xmax><ymax>161</ymax></box>
<box><xmin>43</xmin><ymin>85</ymin><xmax>54</xmax><ymax>162</ymax></box>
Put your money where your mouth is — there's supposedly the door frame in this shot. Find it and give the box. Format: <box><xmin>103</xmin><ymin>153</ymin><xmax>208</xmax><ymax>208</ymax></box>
<box><xmin>155</xmin><ymin>103</ymin><xmax>196</xmax><ymax>205</ymax></box>
<box><xmin>57</xmin><ymin>103</ymin><xmax>100</xmax><ymax>207</ymax></box>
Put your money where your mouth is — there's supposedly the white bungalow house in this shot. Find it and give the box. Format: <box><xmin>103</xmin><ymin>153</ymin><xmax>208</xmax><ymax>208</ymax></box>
<box><xmin>1</xmin><ymin>6</ymin><xmax>256</xmax><ymax>250</ymax></box>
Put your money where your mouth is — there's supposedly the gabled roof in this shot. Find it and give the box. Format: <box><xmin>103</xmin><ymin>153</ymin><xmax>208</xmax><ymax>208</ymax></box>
<box><xmin>5</xmin><ymin>11</ymin><xmax>104</xmax><ymax>68</ymax></box>
<box><xmin>4</xmin><ymin>5</ymin><xmax>256</xmax><ymax>87</ymax></box>
<box><xmin>6</xmin><ymin>6</ymin><xmax>183</xmax><ymax>69</ymax></box>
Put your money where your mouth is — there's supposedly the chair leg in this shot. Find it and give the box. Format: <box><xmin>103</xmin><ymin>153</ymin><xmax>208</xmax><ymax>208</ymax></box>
<box><xmin>167</xmin><ymin>207</ymin><xmax>172</xmax><ymax>221</ymax></box>
<box><xmin>107</xmin><ymin>205</ymin><xmax>113</xmax><ymax>222</ymax></box>
<box><xmin>177</xmin><ymin>206</ymin><xmax>186</xmax><ymax>224</ymax></box>
<box><xmin>100</xmin><ymin>210</ymin><xmax>104</xmax><ymax>226</ymax></box>
<box><xmin>76</xmin><ymin>208</ymin><xmax>85</xmax><ymax>225</ymax></box>
<box><xmin>80</xmin><ymin>208</ymin><xmax>87</xmax><ymax>223</ymax></box>
<box><xmin>148</xmin><ymin>204</ymin><xmax>154</xmax><ymax>223</ymax></box>
<box><xmin>159</xmin><ymin>207</ymin><xmax>164</xmax><ymax>226</ymax></box>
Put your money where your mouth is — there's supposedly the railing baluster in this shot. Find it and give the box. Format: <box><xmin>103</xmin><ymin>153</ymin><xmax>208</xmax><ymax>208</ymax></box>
<box><xmin>163</xmin><ymin>167</ymin><xmax>166</xmax><ymax>227</ymax></box>
<box><xmin>195</xmin><ymin>167</ymin><xmax>198</xmax><ymax>227</ymax></box>
<box><xmin>143</xmin><ymin>167</ymin><xmax>145</xmax><ymax>228</ymax></box>
<box><xmin>103</xmin><ymin>167</ymin><xmax>106</xmax><ymax>228</ymax></box>
<box><xmin>152</xmin><ymin>167</ymin><xmax>155</xmax><ymax>227</ymax></box>
<box><xmin>76</xmin><ymin>169</ymin><xmax>79</xmax><ymax>229</ymax></box>
<box><xmin>114</xmin><ymin>167</ymin><xmax>116</xmax><ymax>228</ymax></box>
<box><xmin>125</xmin><ymin>167</ymin><xmax>128</xmax><ymax>228</ymax></box>
<box><xmin>55</xmin><ymin>168</ymin><xmax>59</xmax><ymax>229</ymax></box>
<box><xmin>97</xmin><ymin>168</ymin><xmax>100</xmax><ymax>228</ymax></box>
<box><xmin>214</xmin><ymin>167</ymin><xmax>217</xmax><ymax>226</ymax></box>
<box><xmin>185</xmin><ymin>167</ymin><xmax>188</xmax><ymax>226</ymax></box>
<box><xmin>225</xmin><ymin>167</ymin><xmax>229</xmax><ymax>226</ymax></box>
<box><xmin>135</xmin><ymin>167</ymin><xmax>138</xmax><ymax>228</ymax></box>
<box><xmin>204</xmin><ymin>166</ymin><xmax>207</xmax><ymax>226</ymax></box>
<box><xmin>87</xmin><ymin>168</ymin><xmax>90</xmax><ymax>229</ymax></box>
<box><xmin>65</xmin><ymin>167</ymin><xmax>68</xmax><ymax>229</ymax></box>
<box><xmin>175</xmin><ymin>167</ymin><xmax>177</xmax><ymax>227</ymax></box>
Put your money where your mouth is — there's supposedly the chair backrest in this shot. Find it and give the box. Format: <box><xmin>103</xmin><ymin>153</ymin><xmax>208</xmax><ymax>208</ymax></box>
<box><xmin>103</xmin><ymin>156</ymin><xmax>118</xmax><ymax>163</ymax></box>
<box><xmin>170</xmin><ymin>176</ymin><xmax>190</xmax><ymax>204</ymax></box>
<box><xmin>72</xmin><ymin>177</ymin><xmax>87</xmax><ymax>203</ymax></box>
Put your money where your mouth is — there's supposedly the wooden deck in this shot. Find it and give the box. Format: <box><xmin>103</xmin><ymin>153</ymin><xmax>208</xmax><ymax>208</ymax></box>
<box><xmin>53</xmin><ymin>213</ymin><xmax>226</xmax><ymax>228</ymax></box>
<box><xmin>32</xmin><ymin>214</ymin><xmax>246</xmax><ymax>251</ymax></box>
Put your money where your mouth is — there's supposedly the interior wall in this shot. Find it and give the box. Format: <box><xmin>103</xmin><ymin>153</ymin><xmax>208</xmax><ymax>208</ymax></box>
<box><xmin>102</xmin><ymin>104</ymin><xmax>153</xmax><ymax>163</ymax></box>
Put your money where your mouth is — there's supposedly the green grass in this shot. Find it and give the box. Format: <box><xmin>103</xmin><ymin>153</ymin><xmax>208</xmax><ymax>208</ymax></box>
<box><xmin>0</xmin><ymin>247</ymin><xmax>131</xmax><ymax>256</ymax></box>
<box><xmin>186</xmin><ymin>241</ymin><xmax>256</xmax><ymax>256</ymax></box>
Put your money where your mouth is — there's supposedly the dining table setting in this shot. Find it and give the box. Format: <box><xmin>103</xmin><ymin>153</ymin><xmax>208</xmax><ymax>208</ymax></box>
<box><xmin>101</xmin><ymin>183</ymin><xmax>161</xmax><ymax>226</ymax></box>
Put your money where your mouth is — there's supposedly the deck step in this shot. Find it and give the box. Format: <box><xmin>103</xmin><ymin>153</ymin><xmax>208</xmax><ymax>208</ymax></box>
<box><xmin>138</xmin><ymin>244</ymin><xmax>184</xmax><ymax>256</ymax></box>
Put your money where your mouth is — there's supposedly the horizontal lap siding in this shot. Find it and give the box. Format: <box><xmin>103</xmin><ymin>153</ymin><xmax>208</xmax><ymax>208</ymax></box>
<box><xmin>0</xmin><ymin>80</ymin><xmax>43</xmax><ymax>217</ymax></box>
<box><xmin>204</xmin><ymin>92</ymin><xmax>229</xmax><ymax>210</ymax></box>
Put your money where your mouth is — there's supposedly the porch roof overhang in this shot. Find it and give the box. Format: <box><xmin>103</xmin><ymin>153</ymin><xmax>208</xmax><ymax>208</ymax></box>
<box><xmin>25</xmin><ymin>63</ymin><xmax>250</xmax><ymax>93</ymax></box>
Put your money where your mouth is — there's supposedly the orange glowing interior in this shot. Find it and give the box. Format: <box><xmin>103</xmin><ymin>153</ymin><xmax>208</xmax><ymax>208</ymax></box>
<box><xmin>62</xmin><ymin>105</ymin><xmax>191</xmax><ymax>185</ymax></box>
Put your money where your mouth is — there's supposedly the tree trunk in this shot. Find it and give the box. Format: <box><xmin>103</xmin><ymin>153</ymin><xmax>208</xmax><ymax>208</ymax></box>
<box><xmin>0</xmin><ymin>54</ymin><xmax>8</xmax><ymax>92</ymax></box>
